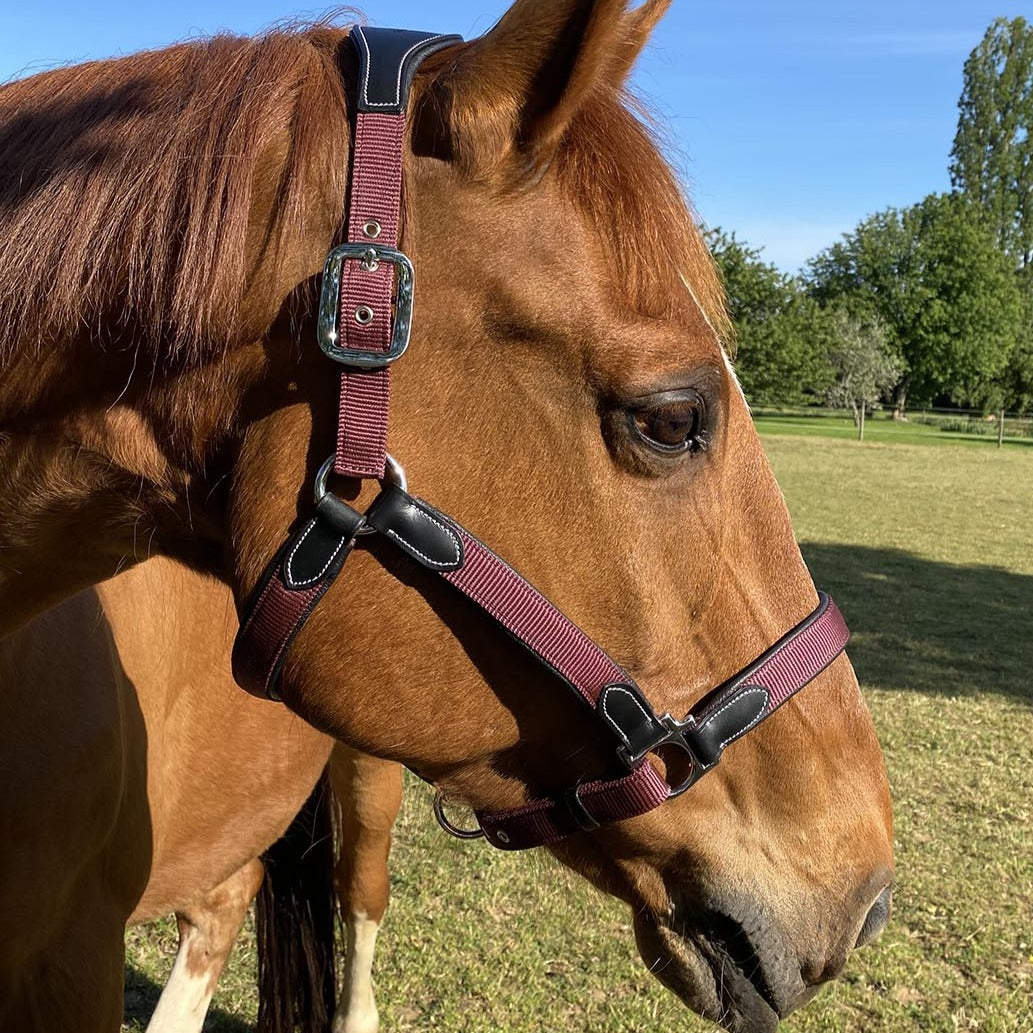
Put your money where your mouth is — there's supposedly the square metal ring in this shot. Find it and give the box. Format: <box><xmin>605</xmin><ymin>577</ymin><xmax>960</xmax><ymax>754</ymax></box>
<box><xmin>317</xmin><ymin>242</ymin><xmax>415</xmax><ymax>368</ymax></box>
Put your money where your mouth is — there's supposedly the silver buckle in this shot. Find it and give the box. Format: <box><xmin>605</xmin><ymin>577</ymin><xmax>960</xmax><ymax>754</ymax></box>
<box><xmin>317</xmin><ymin>243</ymin><xmax>415</xmax><ymax>368</ymax></box>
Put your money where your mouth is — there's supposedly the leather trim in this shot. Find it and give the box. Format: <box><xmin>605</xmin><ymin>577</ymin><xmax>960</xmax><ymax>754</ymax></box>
<box><xmin>352</xmin><ymin>27</ymin><xmax>463</xmax><ymax>114</ymax></box>
<box><xmin>597</xmin><ymin>683</ymin><xmax>667</xmax><ymax>758</ymax></box>
<box><xmin>282</xmin><ymin>498</ymin><xmax>364</xmax><ymax>589</ymax></box>
<box><xmin>232</xmin><ymin>527</ymin><xmax>357</xmax><ymax>700</ymax></box>
<box><xmin>365</xmin><ymin>486</ymin><xmax>464</xmax><ymax>571</ymax></box>
<box><xmin>687</xmin><ymin>686</ymin><xmax>769</xmax><ymax>766</ymax></box>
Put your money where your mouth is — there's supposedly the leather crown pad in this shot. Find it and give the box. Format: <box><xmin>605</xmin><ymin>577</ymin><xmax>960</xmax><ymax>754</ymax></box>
<box><xmin>352</xmin><ymin>26</ymin><xmax>463</xmax><ymax>114</ymax></box>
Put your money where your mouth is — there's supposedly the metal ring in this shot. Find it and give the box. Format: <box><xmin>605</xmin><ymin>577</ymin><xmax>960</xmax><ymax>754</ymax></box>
<box><xmin>433</xmin><ymin>792</ymin><xmax>485</xmax><ymax>841</ymax></box>
<box><xmin>313</xmin><ymin>452</ymin><xmax>407</xmax><ymax>503</ymax></box>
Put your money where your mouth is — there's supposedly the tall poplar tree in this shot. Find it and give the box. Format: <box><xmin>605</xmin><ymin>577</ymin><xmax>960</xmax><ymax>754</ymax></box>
<box><xmin>950</xmin><ymin>17</ymin><xmax>1033</xmax><ymax>271</ymax></box>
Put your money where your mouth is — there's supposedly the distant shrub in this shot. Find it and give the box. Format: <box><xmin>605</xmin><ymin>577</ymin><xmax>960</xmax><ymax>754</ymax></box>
<box><xmin>938</xmin><ymin>417</ymin><xmax>992</xmax><ymax>436</ymax></box>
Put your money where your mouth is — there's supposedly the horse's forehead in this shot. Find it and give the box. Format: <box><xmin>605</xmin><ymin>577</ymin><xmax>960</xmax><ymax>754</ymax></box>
<box><xmin>414</xmin><ymin>171</ymin><xmax>713</xmax><ymax>345</ymax></box>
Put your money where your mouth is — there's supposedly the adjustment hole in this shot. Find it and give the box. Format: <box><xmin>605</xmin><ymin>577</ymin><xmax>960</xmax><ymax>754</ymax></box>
<box><xmin>354</xmin><ymin>305</ymin><xmax>375</xmax><ymax>325</ymax></box>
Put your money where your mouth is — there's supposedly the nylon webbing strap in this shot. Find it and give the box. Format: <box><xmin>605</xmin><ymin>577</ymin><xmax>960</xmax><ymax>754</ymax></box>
<box><xmin>332</xmin><ymin>27</ymin><xmax>462</xmax><ymax>479</ymax></box>
<box><xmin>334</xmin><ymin>111</ymin><xmax>404</xmax><ymax>479</ymax></box>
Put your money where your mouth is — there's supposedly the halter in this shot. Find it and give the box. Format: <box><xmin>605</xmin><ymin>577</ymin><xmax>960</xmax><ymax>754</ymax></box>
<box><xmin>232</xmin><ymin>27</ymin><xmax>850</xmax><ymax>851</ymax></box>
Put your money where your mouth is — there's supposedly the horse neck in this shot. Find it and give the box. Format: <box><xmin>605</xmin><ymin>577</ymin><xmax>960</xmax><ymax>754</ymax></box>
<box><xmin>0</xmin><ymin>340</ymin><xmax>267</xmax><ymax>634</ymax></box>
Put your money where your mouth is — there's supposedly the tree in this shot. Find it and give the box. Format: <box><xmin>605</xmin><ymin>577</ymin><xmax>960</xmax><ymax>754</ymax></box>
<box><xmin>823</xmin><ymin>311</ymin><xmax>903</xmax><ymax>439</ymax></box>
<box><xmin>950</xmin><ymin>17</ymin><xmax>1033</xmax><ymax>271</ymax></box>
<box><xmin>705</xmin><ymin>229</ymin><xmax>833</xmax><ymax>405</ymax></box>
<box><xmin>807</xmin><ymin>194</ymin><xmax>1025</xmax><ymax>413</ymax></box>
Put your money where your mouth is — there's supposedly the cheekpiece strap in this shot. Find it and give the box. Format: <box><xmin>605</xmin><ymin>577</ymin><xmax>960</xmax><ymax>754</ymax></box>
<box><xmin>333</xmin><ymin>27</ymin><xmax>460</xmax><ymax>480</ymax></box>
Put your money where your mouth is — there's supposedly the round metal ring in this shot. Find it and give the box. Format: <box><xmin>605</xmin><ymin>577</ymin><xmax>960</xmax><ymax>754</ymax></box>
<box><xmin>433</xmin><ymin>792</ymin><xmax>485</xmax><ymax>841</ymax></box>
<box><xmin>313</xmin><ymin>452</ymin><xmax>407</xmax><ymax>505</ymax></box>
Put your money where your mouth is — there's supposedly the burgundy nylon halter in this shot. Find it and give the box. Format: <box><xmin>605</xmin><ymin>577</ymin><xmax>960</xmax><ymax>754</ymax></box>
<box><xmin>232</xmin><ymin>26</ymin><xmax>851</xmax><ymax>851</ymax></box>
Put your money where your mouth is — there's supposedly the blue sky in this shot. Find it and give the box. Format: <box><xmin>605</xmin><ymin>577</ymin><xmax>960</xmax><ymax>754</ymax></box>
<box><xmin>1</xmin><ymin>1</ymin><xmax>1027</xmax><ymax>271</ymax></box>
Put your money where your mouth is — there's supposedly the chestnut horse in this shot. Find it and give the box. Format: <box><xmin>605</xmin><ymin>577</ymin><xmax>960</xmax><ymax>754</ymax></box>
<box><xmin>0</xmin><ymin>1</ymin><xmax>894</xmax><ymax>1031</ymax></box>
<box><xmin>0</xmin><ymin>558</ymin><xmax>399</xmax><ymax>1033</ymax></box>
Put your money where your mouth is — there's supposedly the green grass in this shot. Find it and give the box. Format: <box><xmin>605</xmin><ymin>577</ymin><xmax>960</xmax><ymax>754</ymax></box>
<box><xmin>752</xmin><ymin>409</ymin><xmax>1033</xmax><ymax>449</ymax></box>
<box><xmin>124</xmin><ymin>434</ymin><xmax>1033</xmax><ymax>1033</ymax></box>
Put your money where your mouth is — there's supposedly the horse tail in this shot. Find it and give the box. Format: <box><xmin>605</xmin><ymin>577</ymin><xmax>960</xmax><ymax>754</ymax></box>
<box><xmin>255</xmin><ymin>766</ymin><xmax>338</xmax><ymax>1033</ymax></box>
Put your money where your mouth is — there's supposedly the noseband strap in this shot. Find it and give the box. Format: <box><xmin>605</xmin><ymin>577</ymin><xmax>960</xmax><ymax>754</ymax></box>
<box><xmin>232</xmin><ymin>26</ymin><xmax>852</xmax><ymax>850</ymax></box>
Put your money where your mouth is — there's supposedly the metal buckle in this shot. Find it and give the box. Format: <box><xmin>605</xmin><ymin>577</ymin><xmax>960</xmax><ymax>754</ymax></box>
<box><xmin>317</xmin><ymin>242</ymin><xmax>415</xmax><ymax>368</ymax></box>
<box><xmin>616</xmin><ymin>714</ymin><xmax>709</xmax><ymax>798</ymax></box>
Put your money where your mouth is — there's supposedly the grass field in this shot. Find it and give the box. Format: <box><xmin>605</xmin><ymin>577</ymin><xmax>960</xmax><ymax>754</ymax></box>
<box><xmin>124</xmin><ymin>430</ymin><xmax>1033</xmax><ymax>1033</ymax></box>
<box><xmin>753</xmin><ymin>409</ymin><xmax>1033</xmax><ymax>449</ymax></box>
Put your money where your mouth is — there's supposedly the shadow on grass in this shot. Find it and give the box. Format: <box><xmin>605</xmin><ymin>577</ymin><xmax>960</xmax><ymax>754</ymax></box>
<box><xmin>124</xmin><ymin>965</ymin><xmax>252</xmax><ymax>1033</ymax></box>
<box><xmin>801</xmin><ymin>542</ymin><xmax>1032</xmax><ymax>704</ymax></box>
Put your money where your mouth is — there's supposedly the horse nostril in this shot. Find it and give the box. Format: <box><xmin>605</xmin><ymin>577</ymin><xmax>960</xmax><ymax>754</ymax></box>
<box><xmin>855</xmin><ymin>886</ymin><xmax>892</xmax><ymax>947</ymax></box>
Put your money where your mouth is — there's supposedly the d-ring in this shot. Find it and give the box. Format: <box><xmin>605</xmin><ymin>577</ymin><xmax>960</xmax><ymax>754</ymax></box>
<box><xmin>313</xmin><ymin>453</ymin><xmax>408</xmax><ymax>537</ymax></box>
<box><xmin>433</xmin><ymin>791</ymin><xmax>485</xmax><ymax>841</ymax></box>
<box><xmin>313</xmin><ymin>453</ymin><xmax>408</xmax><ymax>502</ymax></box>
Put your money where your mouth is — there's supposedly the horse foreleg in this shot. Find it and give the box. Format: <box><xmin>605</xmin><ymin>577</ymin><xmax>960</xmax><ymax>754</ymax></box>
<box><xmin>146</xmin><ymin>858</ymin><xmax>264</xmax><ymax>1033</ymax></box>
<box><xmin>329</xmin><ymin>746</ymin><xmax>403</xmax><ymax>1033</ymax></box>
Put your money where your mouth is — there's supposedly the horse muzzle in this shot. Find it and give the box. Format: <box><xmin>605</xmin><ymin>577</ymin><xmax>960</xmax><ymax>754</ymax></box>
<box><xmin>632</xmin><ymin>881</ymin><xmax>893</xmax><ymax>1033</ymax></box>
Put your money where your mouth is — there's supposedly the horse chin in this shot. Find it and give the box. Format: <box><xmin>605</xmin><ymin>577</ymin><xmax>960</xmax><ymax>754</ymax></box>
<box><xmin>633</xmin><ymin>913</ymin><xmax>793</xmax><ymax>1033</ymax></box>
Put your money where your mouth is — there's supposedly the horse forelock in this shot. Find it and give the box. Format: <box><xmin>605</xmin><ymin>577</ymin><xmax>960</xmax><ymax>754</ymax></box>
<box><xmin>556</xmin><ymin>88</ymin><xmax>731</xmax><ymax>345</ymax></box>
<box><xmin>0</xmin><ymin>23</ymin><xmax>352</xmax><ymax>371</ymax></box>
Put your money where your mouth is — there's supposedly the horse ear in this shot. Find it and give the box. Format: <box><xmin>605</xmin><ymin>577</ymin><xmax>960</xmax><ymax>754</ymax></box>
<box><xmin>421</xmin><ymin>0</ymin><xmax>633</xmax><ymax>179</ymax></box>
<box><xmin>608</xmin><ymin>0</ymin><xmax>672</xmax><ymax>83</ymax></box>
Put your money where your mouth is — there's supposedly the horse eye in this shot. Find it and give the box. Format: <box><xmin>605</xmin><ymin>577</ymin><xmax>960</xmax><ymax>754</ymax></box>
<box><xmin>628</xmin><ymin>393</ymin><xmax>707</xmax><ymax>454</ymax></box>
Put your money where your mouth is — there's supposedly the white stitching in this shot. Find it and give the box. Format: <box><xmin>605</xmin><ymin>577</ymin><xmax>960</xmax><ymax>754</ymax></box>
<box><xmin>356</xmin><ymin>28</ymin><xmax>450</xmax><ymax>109</ymax></box>
<box><xmin>599</xmin><ymin>685</ymin><xmax>654</xmax><ymax>748</ymax></box>
<box><xmin>285</xmin><ymin>519</ymin><xmax>347</xmax><ymax>588</ymax></box>
<box><xmin>385</xmin><ymin>505</ymin><xmax>461</xmax><ymax>569</ymax></box>
<box><xmin>703</xmin><ymin>687</ymin><xmax>770</xmax><ymax>750</ymax></box>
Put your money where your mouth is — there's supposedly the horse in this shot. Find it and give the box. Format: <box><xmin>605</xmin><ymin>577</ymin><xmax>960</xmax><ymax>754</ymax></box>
<box><xmin>0</xmin><ymin>1</ymin><xmax>895</xmax><ymax>1031</ymax></box>
<box><xmin>0</xmin><ymin>556</ymin><xmax>403</xmax><ymax>1033</ymax></box>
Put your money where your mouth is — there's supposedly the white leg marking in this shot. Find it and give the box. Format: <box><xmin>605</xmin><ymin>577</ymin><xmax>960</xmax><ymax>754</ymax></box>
<box><xmin>333</xmin><ymin>912</ymin><xmax>382</xmax><ymax>1033</ymax></box>
<box><xmin>145</xmin><ymin>923</ymin><xmax>214</xmax><ymax>1033</ymax></box>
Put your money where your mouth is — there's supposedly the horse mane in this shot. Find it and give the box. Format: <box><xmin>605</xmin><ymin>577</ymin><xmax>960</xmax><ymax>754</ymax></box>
<box><xmin>0</xmin><ymin>23</ymin><xmax>351</xmax><ymax>367</ymax></box>
<box><xmin>0</xmin><ymin>17</ymin><xmax>727</xmax><ymax>373</ymax></box>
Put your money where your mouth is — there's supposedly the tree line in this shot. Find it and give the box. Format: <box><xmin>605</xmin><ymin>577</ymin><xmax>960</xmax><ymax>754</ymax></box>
<box><xmin>714</xmin><ymin>16</ymin><xmax>1033</xmax><ymax>418</ymax></box>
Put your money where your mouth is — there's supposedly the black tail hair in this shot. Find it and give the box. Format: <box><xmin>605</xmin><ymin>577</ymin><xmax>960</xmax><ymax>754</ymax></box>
<box><xmin>255</xmin><ymin>766</ymin><xmax>338</xmax><ymax>1033</ymax></box>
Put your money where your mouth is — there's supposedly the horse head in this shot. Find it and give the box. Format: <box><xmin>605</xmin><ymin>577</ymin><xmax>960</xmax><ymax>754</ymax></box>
<box><xmin>226</xmin><ymin>3</ymin><xmax>893</xmax><ymax>1029</ymax></box>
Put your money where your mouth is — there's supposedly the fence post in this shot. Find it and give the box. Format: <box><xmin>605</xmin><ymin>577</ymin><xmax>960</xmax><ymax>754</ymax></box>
<box><xmin>998</xmin><ymin>409</ymin><xmax>1005</xmax><ymax>449</ymax></box>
